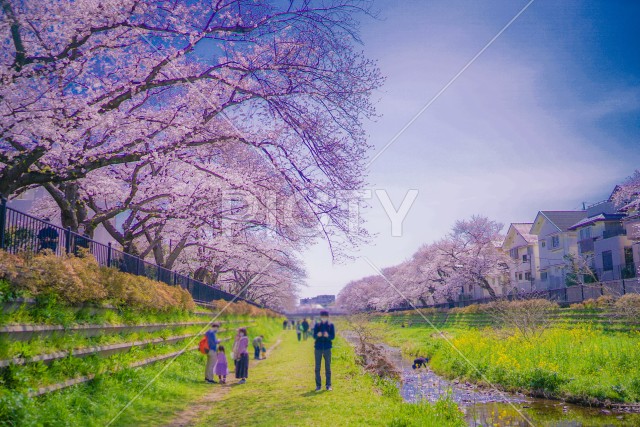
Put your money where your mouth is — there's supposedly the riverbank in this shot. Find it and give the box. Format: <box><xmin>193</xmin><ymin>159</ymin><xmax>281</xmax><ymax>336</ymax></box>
<box><xmin>375</xmin><ymin>319</ymin><xmax>640</xmax><ymax>409</ymax></box>
<box><xmin>374</xmin><ymin>336</ymin><xmax>640</xmax><ymax>426</ymax></box>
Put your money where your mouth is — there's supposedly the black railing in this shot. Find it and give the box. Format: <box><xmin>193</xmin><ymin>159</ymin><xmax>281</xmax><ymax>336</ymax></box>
<box><xmin>0</xmin><ymin>199</ymin><xmax>263</xmax><ymax>309</ymax></box>
<box><xmin>386</xmin><ymin>275</ymin><xmax>640</xmax><ymax>312</ymax></box>
<box><xmin>603</xmin><ymin>228</ymin><xmax>627</xmax><ymax>239</ymax></box>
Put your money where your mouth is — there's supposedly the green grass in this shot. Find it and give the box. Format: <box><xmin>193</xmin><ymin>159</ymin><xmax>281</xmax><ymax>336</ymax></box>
<box><xmin>378</xmin><ymin>321</ymin><xmax>640</xmax><ymax>404</ymax></box>
<box><xmin>0</xmin><ymin>314</ymin><xmax>257</xmax><ymax>361</ymax></box>
<box><xmin>0</xmin><ymin>324</ymin><xmax>203</xmax><ymax>360</ymax></box>
<box><xmin>194</xmin><ymin>331</ymin><xmax>465</xmax><ymax>427</ymax></box>
<box><xmin>0</xmin><ymin>316</ymin><xmax>283</xmax><ymax>426</ymax></box>
<box><xmin>0</xmin><ymin>348</ymin><xmax>213</xmax><ymax>426</ymax></box>
<box><xmin>377</xmin><ymin>307</ymin><xmax>640</xmax><ymax>333</ymax></box>
<box><xmin>0</xmin><ymin>295</ymin><xmax>205</xmax><ymax>327</ymax></box>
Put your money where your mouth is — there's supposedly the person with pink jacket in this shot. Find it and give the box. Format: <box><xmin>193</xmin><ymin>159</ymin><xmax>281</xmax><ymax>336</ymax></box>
<box><xmin>234</xmin><ymin>327</ymin><xmax>249</xmax><ymax>384</ymax></box>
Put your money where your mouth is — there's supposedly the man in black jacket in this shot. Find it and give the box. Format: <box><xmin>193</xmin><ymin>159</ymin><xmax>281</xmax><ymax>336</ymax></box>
<box><xmin>313</xmin><ymin>310</ymin><xmax>335</xmax><ymax>391</ymax></box>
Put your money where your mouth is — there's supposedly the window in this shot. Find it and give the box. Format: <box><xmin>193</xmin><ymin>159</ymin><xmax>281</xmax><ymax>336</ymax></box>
<box><xmin>541</xmin><ymin>241</ymin><xmax>546</xmax><ymax>248</ymax></box>
<box><xmin>625</xmin><ymin>247</ymin><xmax>634</xmax><ymax>265</ymax></box>
<box><xmin>541</xmin><ymin>272</ymin><xmax>548</xmax><ymax>281</ymax></box>
<box><xmin>522</xmin><ymin>254</ymin><xmax>529</xmax><ymax>263</ymax></box>
<box><xmin>551</xmin><ymin>235</ymin><xmax>560</xmax><ymax>249</ymax></box>
<box><xmin>509</xmin><ymin>248</ymin><xmax>518</xmax><ymax>259</ymax></box>
<box><xmin>579</xmin><ymin>227</ymin><xmax>591</xmax><ymax>241</ymax></box>
<box><xmin>518</xmin><ymin>273</ymin><xmax>523</xmax><ymax>280</ymax></box>
<box><xmin>468</xmin><ymin>285</ymin><xmax>473</xmax><ymax>292</ymax></box>
<box><xmin>525</xmin><ymin>272</ymin><xmax>532</xmax><ymax>281</ymax></box>
<box><xmin>602</xmin><ymin>250</ymin><xmax>613</xmax><ymax>272</ymax></box>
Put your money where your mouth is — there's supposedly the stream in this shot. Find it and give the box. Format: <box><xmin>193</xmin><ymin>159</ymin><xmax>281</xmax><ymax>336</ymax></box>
<box><xmin>343</xmin><ymin>333</ymin><xmax>640</xmax><ymax>426</ymax></box>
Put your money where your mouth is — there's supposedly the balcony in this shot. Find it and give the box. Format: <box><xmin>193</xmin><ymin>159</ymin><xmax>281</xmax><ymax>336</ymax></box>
<box><xmin>602</xmin><ymin>228</ymin><xmax>627</xmax><ymax>239</ymax></box>
<box><xmin>588</xmin><ymin>263</ymin><xmax>636</xmax><ymax>281</ymax></box>
<box><xmin>578</xmin><ymin>238</ymin><xmax>595</xmax><ymax>254</ymax></box>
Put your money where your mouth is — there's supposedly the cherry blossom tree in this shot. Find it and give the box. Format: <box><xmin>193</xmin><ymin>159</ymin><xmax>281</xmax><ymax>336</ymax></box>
<box><xmin>337</xmin><ymin>274</ymin><xmax>391</xmax><ymax>312</ymax></box>
<box><xmin>612</xmin><ymin>170</ymin><xmax>640</xmax><ymax>212</ymax></box>
<box><xmin>435</xmin><ymin>216</ymin><xmax>509</xmax><ymax>298</ymax></box>
<box><xmin>338</xmin><ymin>215</ymin><xmax>511</xmax><ymax>311</ymax></box>
<box><xmin>1</xmin><ymin>0</ymin><xmax>382</xmax><ymax>254</ymax></box>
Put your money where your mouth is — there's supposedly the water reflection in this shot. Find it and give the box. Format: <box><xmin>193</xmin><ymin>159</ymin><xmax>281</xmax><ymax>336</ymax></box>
<box><xmin>381</xmin><ymin>342</ymin><xmax>640</xmax><ymax>427</ymax></box>
<box><xmin>464</xmin><ymin>401</ymin><xmax>640</xmax><ymax>427</ymax></box>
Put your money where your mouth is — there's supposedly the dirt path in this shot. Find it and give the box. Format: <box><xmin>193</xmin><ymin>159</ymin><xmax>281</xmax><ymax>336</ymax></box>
<box><xmin>164</xmin><ymin>338</ymin><xmax>282</xmax><ymax>427</ymax></box>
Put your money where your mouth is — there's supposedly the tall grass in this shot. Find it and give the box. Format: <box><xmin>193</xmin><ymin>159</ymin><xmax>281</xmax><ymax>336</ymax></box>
<box><xmin>384</xmin><ymin>324</ymin><xmax>640</xmax><ymax>404</ymax></box>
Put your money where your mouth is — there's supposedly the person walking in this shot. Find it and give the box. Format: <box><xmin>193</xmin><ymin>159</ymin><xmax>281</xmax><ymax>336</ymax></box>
<box><xmin>37</xmin><ymin>224</ymin><xmax>59</xmax><ymax>253</ymax></box>
<box><xmin>313</xmin><ymin>310</ymin><xmax>335</xmax><ymax>391</ymax></box>
<box><xmin>301</xmin><ymin>318</ymin><xmax>310</xmax><ymax>341</ymax></box>
<box><xmin>283</xmin><ymin>319</ymin><xmax>288</xmax><ymax>330</ymax></box>
<box><xmin>252</xmin><ymin>335</ymin><xmax>264</xmax><ymax>360</ymax></box>
<box><xmin>215</xmin><ymin>345</ymin><xmax>229</xmax><ymax>384</ymax></box>
<box><xmin>235</xmin><ymin>327</ymin><xmax>249</xmax><ymax>384</ymax></box>
<box><xmin>296</xmin><ymin>321</ymin><xmax>303</xmax><ymax>341</ymax></box>
<box><xmin>204</xmin><ymin>322</ymin><xmax>220</xmax><ymax>383</ymax></box>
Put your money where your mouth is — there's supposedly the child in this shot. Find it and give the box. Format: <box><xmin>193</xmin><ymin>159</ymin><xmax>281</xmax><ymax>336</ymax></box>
<box><xmin>296</xmin><ymin>321</ymin><xmax>303</xmax><ymax>341</ymax></box>
<box><xmin>215</xmin><ymin>345</ymin><xmax>229</xmax><ymax>384</ymax></box>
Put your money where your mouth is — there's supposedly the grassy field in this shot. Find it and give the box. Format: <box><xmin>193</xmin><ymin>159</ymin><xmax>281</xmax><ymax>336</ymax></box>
<box><xmin>0</xmin><ymin>316</ymin><xmax>283</xmax><ymax>426</ymax></box>
<box><xmin>194</xmin><ymin>330</ymin><xmax>466</xmax><ymax>427</ymax></box>
<box><xmin>377</xmin><ymin>319</ymin><xmax>640</xmax><ymax>405</ymax></box>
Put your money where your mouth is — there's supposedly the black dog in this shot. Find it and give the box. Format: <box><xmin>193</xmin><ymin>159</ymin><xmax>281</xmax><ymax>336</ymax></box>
<box><xmin>412</xmin><ymin>357</ymin><xmax>429</xmax><ymax>369</ymax></box>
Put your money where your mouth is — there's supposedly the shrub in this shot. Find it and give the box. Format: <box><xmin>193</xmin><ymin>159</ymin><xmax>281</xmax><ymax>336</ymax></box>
<box><xmin>595</xmin><ymin>295</ymin><xmax>616</xmax><ymax>308</ymax></box>
<box><xmin>527</xmin><ymin>367</ymin><xmax>565</xmax><ymax>395</ymax></box>
<box><xmin>612</xmin><ymin>294</ymin><xmax>640</xmax><ymax>324</ymax></box>
<box><xmin>482</xmin><ymin>299</ymin><xmax>558</xmax><ymax>340</ymax></box>
<box><xmin>0</xmin><ymin>251</ymin><xmax>23</xmax><ymax>283</ymax></box>
<box><xmin>573</xmin><ymin>295</ymin><xmax>619</xmax><ymax>311</ymax></box>
<box><xmin>14</xmin><ymin>252</ymin><xmax>108</xmax><ymax>305</ymax></box>
<box><xmin>207</xmin><ymin>299</ymin><xmax>278</xmax><ymax>318</ymax></box>
<box><xmin>0</xmin><ymin>252</ymin><xmax>195</xmax><ymax>311</ymax></box>
<box><xmin>450</xmin><ymin>304</ymin><xmax>482</xmax><ymax>314</ymax></box>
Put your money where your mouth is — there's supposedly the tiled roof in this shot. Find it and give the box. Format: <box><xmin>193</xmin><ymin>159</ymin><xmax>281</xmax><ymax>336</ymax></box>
<box><xmin>568</xmin><ymin>213</ymin><xmax>626</xmax><ymax>230</ymax></box>
<box><xmin>540</xmin><ymin>211</ymin><xmax>588</xmax><ymax>232</ymax></box>
<box><xmin>511</xmin><ymin>223</ymin><xmax>537</xmax><ymax>243</ymax></box>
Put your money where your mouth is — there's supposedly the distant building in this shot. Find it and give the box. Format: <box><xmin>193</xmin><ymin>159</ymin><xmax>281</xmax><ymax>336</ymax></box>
<box><xmin>300</xmin><ymin>294</ymin><xmax>335</xmax><ymax>307</ymax></box>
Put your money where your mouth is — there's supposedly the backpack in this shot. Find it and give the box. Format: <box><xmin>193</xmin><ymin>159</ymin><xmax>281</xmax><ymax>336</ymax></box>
<box><xmin>199</xmin><ymin>336</ymin><xmax>209</xmax><ymax>354</ymax></box>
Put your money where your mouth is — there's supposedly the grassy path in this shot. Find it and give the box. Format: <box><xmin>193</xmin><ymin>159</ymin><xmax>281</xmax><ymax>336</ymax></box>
<box><xmin>191</xmin><ymin>330</ymin><xmax>465</xmax><ymax>426</ymax></box>
<box><xmin>164</xmin><ymin>338</ymin><xmax>283</xmax><ymax>427</ymax></box>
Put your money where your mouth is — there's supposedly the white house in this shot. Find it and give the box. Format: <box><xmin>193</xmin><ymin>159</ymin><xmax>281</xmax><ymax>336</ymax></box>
<box><xmin>530</xmin><ymin>210</ymin><xmax>587</xmax><ymax>289</ymax></box>
<box><xmin>568</xmin><ymin>203</ymin><xmax>635</xmax><ymax>282</ymax></box>
<box><xmin>502</xmin><ymin>223</ymin><xmax>540</xmax><ymax>292</ymax></box>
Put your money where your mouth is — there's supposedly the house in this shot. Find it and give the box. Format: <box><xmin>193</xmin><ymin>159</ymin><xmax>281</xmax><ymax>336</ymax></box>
<box><xmin>530</xmin><ymin>210</ymin><xmax>588</xmax><ymax>289</ymax></box>
<box><xmin>623</xmin><ymin>213</ymin><xmax>640</xmax><ymax>267</ymax></box>
<box><xmin>568</xmin><ymin>200</ymin><xmax>635</xmax><ymax>282</ymax></box>
<box><xmin>502</xmin><ymin>223</ymin><xmax>540</xmax><ymax>292</ymax></box>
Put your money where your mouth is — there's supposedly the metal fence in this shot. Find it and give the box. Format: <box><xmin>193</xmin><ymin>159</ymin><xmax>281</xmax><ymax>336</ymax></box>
<box><xmin>0</xmin><ymin>199</ymin><xmax>263</xmax><ymax>308</ymax></box>
<box><xmin>386</xmin><ymin>277</ymin><xmax>640</xmax><ymax>312</ymax></box>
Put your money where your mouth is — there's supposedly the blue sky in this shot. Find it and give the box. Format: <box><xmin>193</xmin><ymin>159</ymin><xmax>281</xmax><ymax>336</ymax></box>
<box><xmin>299</xmin><ymin>0</ymin><xmax>640</xmax><ymax>299</ymax></box>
